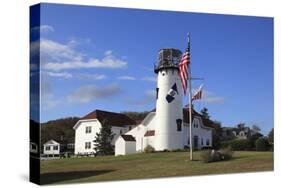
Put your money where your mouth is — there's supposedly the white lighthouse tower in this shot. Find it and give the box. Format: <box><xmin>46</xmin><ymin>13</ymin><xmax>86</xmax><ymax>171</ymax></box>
<box><xmin>154</xmin><ymin>48</ymin><xmax>184</xmax><ymax>151</ymax></box>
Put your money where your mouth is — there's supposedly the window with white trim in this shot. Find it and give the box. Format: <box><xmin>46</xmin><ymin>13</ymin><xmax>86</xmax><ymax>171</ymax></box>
<box><xmin>85</xmin><ymin>142</ymin><xmax>91</xmax><ymax>149</ymax></box>
<box><xmin>206</xmin><ymin>139</ymin><xmax>210</xmax><ymax>146</ymax></box>
<box><xmin>85</xmin><ymin>126</ymin><xmax>92</xmax><ymax>134</ymax></box>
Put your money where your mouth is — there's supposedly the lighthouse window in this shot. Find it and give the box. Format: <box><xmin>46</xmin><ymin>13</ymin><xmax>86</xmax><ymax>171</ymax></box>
<box><xmin>156</xmin><ymin>88</ymin><xmax>159</xmax><ymax>99</ymax></box>
<box><xmin>176</xmin><ymin>119</ymin><xmax>182</xmax><ymax>132</ymax></box>
<box><xmin>177</xmin><ymin>124</ymin><xmax>182</xmax><ymax>132</ymax></box>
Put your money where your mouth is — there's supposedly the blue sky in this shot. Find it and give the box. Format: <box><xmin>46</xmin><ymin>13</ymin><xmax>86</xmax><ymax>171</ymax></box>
<box><xmin>33</xmin><ymin>3</ymin><xmax>273</xmax><ymax>134</ymax></box>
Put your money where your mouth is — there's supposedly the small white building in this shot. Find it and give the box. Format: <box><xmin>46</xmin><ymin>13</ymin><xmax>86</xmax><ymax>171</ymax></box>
<box><xmin>73</xmin><ymin>110</ymin><xmax>136</xmax><ymax>155</ymax></box>
<box><xmin>43</xmin><ymin>139</ymin><xmax>60</xmax><ymax>156</ymax></box>
<box><xmin>115</xmin><ymin>135</ymin><xmax>136</xmax><ymax>156</ymax></box>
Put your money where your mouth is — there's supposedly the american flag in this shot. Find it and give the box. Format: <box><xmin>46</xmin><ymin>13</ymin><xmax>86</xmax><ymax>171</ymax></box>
<box><xmin>192</xmin><ymin>84</ymin><xmax>203</xmax><ymax>101</ymax></box>
<box><xmin>179</xmin><ymin>41</ymin><xmax>190</xmax><ymax>96</ymax></box>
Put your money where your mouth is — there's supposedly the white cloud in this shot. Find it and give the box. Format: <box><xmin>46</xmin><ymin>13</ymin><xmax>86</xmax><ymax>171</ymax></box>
<box><xmin>145</xmin><ymin>89</ymin><xmax>156</xmax><ymax>98</ymax></box>
<box><xmin>40</xmin><ymin>38</ymin><xmax>83</xmax><ymax>63</ymax></box>
<box><xmin>142</xmin><ymin>76</ymin><xmax>157</xmax><ymax>82</ymax></box>
<box><xmin>104</xmin><ymin>50</ymin><xmax>112</xmax><ymax>56</ymax></box>
<box><xmin>67</xmin><ymin>38</ymin><xmax>91</xmax><ymax>47</ymax></box>
<box><xmin>124</xmin><ymin>89</ymin><xmax>156</xmax><ymax>106</ymax></box>
<box><xmin>41</xmin><ymin>81</ymin><xmax>61</xmax><ymax>109</ymax></box>
<box><xmin>44</xmin><ymin>71</ymin><xmax>73</xmax><ymax>79</ymax></box>
<box><xmin>117</xmin><ymin>76</ymin><xmax>136</xmax><ymax>80</ymax></box>
<box><xmin>77</xmin><ymin>73</ymin><xmax>107</xmax><ymax>80</ymax></box>
<box><xmin>201</xmin><ymin>90</ymin><xmax>225</xmax><ymax>104</ymax></box>
<box><xmin>31</xmin><ymin>25</ymin><xmax>54</xmax><ymax>34</ymax></box>
<box><xmin>38</xmin><ymin>39</ymin><xmax>127</xmax><ymax>71</ymax></box>
<box><xmin>42</xmin><ymin>98</ymin><xmax>61</xmax><ymax>109</ymax></box>
<box><xmin>67</xmin><ymin>83</ymin><xmax>121</xmax><ymax>103</ymax></box>
<box><xmin>40</xmin><ymin>25</ymin><xmax>54</xmax><ymax>33</ymax></box>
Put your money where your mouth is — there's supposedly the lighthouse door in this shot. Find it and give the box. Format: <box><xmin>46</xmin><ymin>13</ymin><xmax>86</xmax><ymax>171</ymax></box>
<box><xmin>194</xmin><ymin>136</ymin><xmax>199</xmax><ymax>150</ymax></box>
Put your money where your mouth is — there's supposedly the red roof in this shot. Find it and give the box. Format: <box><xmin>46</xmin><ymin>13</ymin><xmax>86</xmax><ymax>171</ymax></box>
<box><xmin>121</xmin><ymin>135</ymin><xmax>136</xmax><ymax>141</ymax></box>
<box><xmin>81</xmin><ymin>109</ymin><xmax>136</xmax><ymax>127</ymax></box>
<box><xmin>183</xmin><ymin>107</ymin><xmax>214</xmax><ymax>128</ymax></box>
<box><xmin>144</xmin><ymin>130</ymin><xmax>155</xmax><ymax>137</ymax></box>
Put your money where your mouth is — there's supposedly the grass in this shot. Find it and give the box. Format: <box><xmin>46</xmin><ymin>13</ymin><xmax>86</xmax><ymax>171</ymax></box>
<box><xmin>40</xmin><ymin>151</ymin><xmax>273</xmax><ymax>185</ymax></box>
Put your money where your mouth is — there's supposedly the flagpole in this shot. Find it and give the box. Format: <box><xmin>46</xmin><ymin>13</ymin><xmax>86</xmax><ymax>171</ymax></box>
<box><xmin>187</xmin><ymin>33</ymin><xmax>193</xmax><ymax>161</ymax></box>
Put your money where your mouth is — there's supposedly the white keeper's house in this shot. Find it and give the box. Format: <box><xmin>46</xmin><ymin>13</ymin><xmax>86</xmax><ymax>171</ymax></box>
<box><xmin>73</xmin><ymin>48</ymin><xmax>214</xmax><ymax>156</ymax></box>
<box><xmin>73</xmin><ymin>110</ymin><xmax>136</xmax><ymax>155</ymax></box>
<box><xmin>43</xmin><ymin>139</ymin><xmax>60</xmax><ymax>157</ymax></box>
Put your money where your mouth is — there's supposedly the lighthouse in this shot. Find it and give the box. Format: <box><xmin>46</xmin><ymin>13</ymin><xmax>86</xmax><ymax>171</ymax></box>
<box><xmin>154</xmin><ymin>48</ymin><xmax>184</xmax><ymax>151</ymax></box>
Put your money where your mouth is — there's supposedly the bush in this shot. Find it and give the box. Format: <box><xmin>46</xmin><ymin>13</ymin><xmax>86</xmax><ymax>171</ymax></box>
<box><xmin>200</xmin><ymin>148</ymin><xmax>234</xmax><ymax>163</ymax></box>
<box><xmin>219</xmin><ymin>147</ymin><xmax>234</xmax><ymax>160</ymax></box>
<box><xmin>162</xmin><ymin>149</ymin><xmax>171</xmax><ymax>152</ymax></box>
<box><xmin>255</xmin><ymin>138</ymin><xmax>269</xmax><ymax>151</ymax></box>
<box><xmin>201</xmin><ymin>146</ymin><xmax>213</xmax><ymax>150</ymax></box>
<box><xmin>200</xmin><ymin>150</ymin><xmax>221</xmax><ymax>163</ymax></box>
<box><xmin>144</xmin><ymin>145</ymin><xmax>155</xmax><ymax>153</ymax></box>
<box><xmin>221</xmin><ymin>139</ymin><xmax>253</xmax><ymax>151</ymax></box>
<box><xmin>171</xmin><ymin>149</ymin><xmax>184</xmax><ymax>152</ymax></box>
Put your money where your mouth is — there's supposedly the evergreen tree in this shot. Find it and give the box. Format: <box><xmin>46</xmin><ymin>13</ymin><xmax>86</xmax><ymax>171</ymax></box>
<box><xmin>93</xmin><ymin>119</ymin><xmax>115</xmax><ymax>156</ymax></box>
<box><xmin>212</xmin><ymin>120</ymin><xmax>222</xmax><ymax>149</ymax></box>
<box><xmin>268</xmin><ymin>128</ymin><xmax>274</xmax><ymax>144</ymax></box>
<box><xmin>252</xmin><ymin>124</ymin><xmax>261</xmax><ymax>133</ymax></box>
<box><xmin>236</xmin><ymin>123</ymin><xmax>245</xmax><ymax>129</ymax></box>
<box><xmin>200</xmin><ymin>107</ymin><xmax>210</xmax><ymax>119</ymax></box>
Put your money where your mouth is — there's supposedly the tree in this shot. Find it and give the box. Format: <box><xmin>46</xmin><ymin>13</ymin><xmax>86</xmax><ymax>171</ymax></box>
<box><xmin>200</xmin><ymin>107</ymin><xmax>210</xmax><ymax>119</ymax></box>
<box><xmin>212</xmin><ymin>120</ymin><xmax>222</xmax><ymax>150</ymax></box>
<box><xmin>93</xmin><ymin>119</ymin><xmax>115</xmax><ymax>156</ymax></box>
<box><xmin>252</xmin><ymin>125</ymin><xmax>261</xmax><ymax>134</ymax></box>
<box><xmin>268</xmin><ymin>128</ymin><xmax>274</xmax><ymax>144</ymax></box>
<box><xmin>255</xmin><ymin>137</ymin><xmax>269</xmax><ymax>151</ymax></box>
<box><xmin>236</xmin><ymin>123</ymin><xmax>245</xmax><ymax>129</ymax></box>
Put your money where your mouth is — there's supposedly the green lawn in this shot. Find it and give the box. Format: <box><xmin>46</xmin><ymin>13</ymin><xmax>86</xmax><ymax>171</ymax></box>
<box><xmin>40</xmin><ymin>151</ymin><xmax>273</xmax><ymax>185</ymax></box>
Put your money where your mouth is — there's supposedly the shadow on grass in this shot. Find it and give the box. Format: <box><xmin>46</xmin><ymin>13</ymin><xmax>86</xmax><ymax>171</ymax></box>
<box><xmin>40</xmin><ymin>169</ymin><xmax>115</xmax><ymax>185</ymax></box>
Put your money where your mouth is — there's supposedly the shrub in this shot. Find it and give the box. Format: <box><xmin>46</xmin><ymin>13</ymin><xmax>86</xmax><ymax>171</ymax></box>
<box><xmin>221</xmin><ymin>139</ymin><xmax>253</xmax><ymax>151</ymax></box>
<box><xmin>171</xmin><ymin>149</ymin><xmax>184</xmax><ymax>152</ymax></box>
<box><xmin>219</xmin><ymin>147</ymin><xmax>234</xmax><ymax>160</ymax></box>
<box><xmin>184</xmin><ymin>145</ymin><xmax>190</xmax><ymax>151</ymax></box>
<box><xmin>200</xmin><ymin>150</ymin><xmax>221</xmax><ymax>163</ymax></box>
<box><xmin>201</xmin><ymin>146</ymin><xmax>213</xmax><ymax>150</ymax></box>
<box><xmin>255</xmin><ymin>138</ymin><xmax>269</xmax><ymax>151</ymax></box>
<box><xmin>162</xmin><ymin>149</ymin><xmax>171</xmax><ymax>152</ymax></box>
<box><xmin>200</xmin><ymin>148</ymin><xmax>234</xmax><ymax>163</ymax></box>
<box><xmin>144</xmin><ymin>145</ymin><xmax>155</xmax><ymax>153</ymax></box>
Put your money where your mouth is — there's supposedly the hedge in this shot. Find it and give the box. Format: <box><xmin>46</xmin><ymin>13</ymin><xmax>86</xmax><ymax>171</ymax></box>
<box><xmin>221</xmin><ymin>139</ymin><xmax>254</xmax><ymax>151</ymax></box>
<box><xmin>255</xmin><ymin>138</ymin><xmax>269</xmax><ymax>151</ymax></box>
